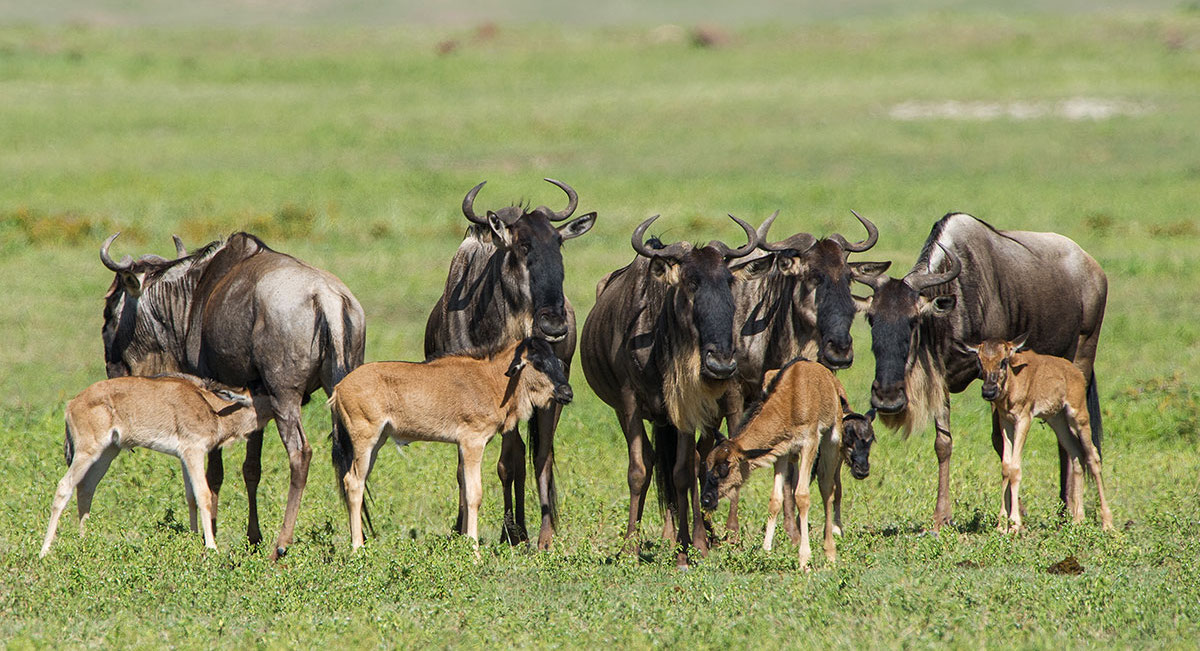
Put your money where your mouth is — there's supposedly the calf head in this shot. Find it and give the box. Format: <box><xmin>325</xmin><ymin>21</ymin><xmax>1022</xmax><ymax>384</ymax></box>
<box><xmin>841</xmin><ymin>409</ymin><xmax>876</xmax><ymax>480</ymax></box>
<box><xmin>700</xmin><ymin>439</ymin><xmax>771</xmax><ymax>510</ymax></box>
<box><xmin>632</xmin><ymin>214</ymin><xmax>759</xmax><ymax>382</ymax></box>
<box><xmin>462</xmin><ymin>179</ymin><xmax>596</xmax><ymax>342</ymax></box>
<box><xmin>757</xmin><ymin>210</ymin><xmax>886</xmax><ymax>370</ymax></box>
<box><xmin>967</xmin><ymin>336</ymin><xmax>1028</xmax><ymax>402</ymax></box>
<box><xmin>506</xmin><ymin>337</ymin><xmax>574</xmax><ymax>406</ymax></box>
<box><xmin>851</xmin><ymin>245</ymin><xmax>962</xmax><ymax>414</ymax></box>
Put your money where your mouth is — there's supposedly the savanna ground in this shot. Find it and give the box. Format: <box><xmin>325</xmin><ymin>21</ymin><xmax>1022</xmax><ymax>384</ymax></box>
<box><xmin>2</xmin><ymin>2</ymin><xmax>1199</xmax><ymax>647</ymax></box>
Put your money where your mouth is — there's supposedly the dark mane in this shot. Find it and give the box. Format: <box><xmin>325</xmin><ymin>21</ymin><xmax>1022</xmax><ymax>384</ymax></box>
<box><xmin>914</xmin><ymin>212</ymin><xmax>1028</xmax><ymax>271</ymax></box>
<box><xmin>423</xmin><ymin>338</ymin><xmax>519</xmax><ymax>363</ymax></box>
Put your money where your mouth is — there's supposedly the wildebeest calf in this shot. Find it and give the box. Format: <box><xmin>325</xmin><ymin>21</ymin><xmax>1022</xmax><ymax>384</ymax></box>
<box><xmin>970</xmin><ymin>336</ymin><xmax>1113</xmax><ymax>532</ymax></box>
<box><xmin>329</xmin><ymin>337</ymin><xmax>572</xmax><ymax>550</ymax></box>
<box><xmin>41</xmin><ymin>374</ymin><xmax>272</xmax><ymax>557</ymax></box>
<box><xmin>700</xmin><ymin>359</ymin><xmax>872</xmax><ymax>569</ymax></box>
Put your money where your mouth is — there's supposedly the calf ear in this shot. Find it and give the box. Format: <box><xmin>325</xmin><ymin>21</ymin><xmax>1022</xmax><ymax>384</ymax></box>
<box><xmin>505</xmin><ymin>357</ymin><xmax>527</xmax><ymax>378</ymax></box>
<box><xmin>743</xmin><ymin>447</ymin><xmax>773</xmax><ymax>460</ymax></box>
<box><xmin>487</xmin><ymin>212</ymin><xmax>513</xmax><ymax>247</ymax></box>
<box><xmin>649</xmin><ymin>257</ymin><xmax>681</xmax><ymax>285</ymax></box>
<box><xmin>762</xmin><ymin>368</ymin><xmax>782</xmax><ymax>388</ymax></box>
<box><xmin>203</xmin><ymin>388</ymin><xmax>252</xmax><ymax>413</ymax></box>
<box><xmin>559</xmin><ymin>212</ymin><xmax>596</xmax><ymax>240</ymax></box>
<box><xmin>1011</xmin><ymin>332</ymin><xmax>1030</xmax><ymax>352</ymax></box>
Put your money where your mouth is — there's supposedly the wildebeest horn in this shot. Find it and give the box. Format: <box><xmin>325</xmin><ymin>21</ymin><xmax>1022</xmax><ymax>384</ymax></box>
<box><xmin>904</xmin><ymin>244</ymin><xmax>961</xmax><ymax>291</ymax></box>
<box><xmin>541</xmin><ymin>178</ymin><xmax>578</xmax><ymax>221</ymax></box>
<box><xmin>631</xmin><ymin>215</ymin><xmax>689</xmax><ymax>260</ymax></box>
<box><xmin>828</xmin><ymin>210</ymin><xmax>878</xmax><ymax>253</ymax></box>
<box><xmin>757</xmin><ymin>210</ymin><xmax>818</xmax><ymax>254</ymax></box>
<box><xmin>172</xmin><ymin>235</ymin><xmax>187</xmax><ymax>258</ymax></box>
<box><xmin>709</xmin><ymin>214</ymin><xmax>760</xmax><ymax>259</ymax></box>
<box><xmin>462</xmin><ymin>181</ymin><xmax>488</xmax><ymax>225</ymax></box>
<box><xmin>100</xmin><ymin>232</ymin><xmax>134</xmax><ymax>272</ymax></box>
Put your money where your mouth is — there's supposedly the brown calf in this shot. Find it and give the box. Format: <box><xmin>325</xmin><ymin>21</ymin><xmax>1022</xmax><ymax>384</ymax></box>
<box><xmin>700</xmin><ymin>359</ymin><xmax>861</xmax><ymax>569</ymax></box>
<box><xmin>41</xmin><ymin>375</ymin><xmax>272</xmax><ymax>557</ymax></box>
<box><xmin>971</xmin><ymin>337</ymin><xmax>1113</xmax><ymax>532</ymax></box>
<box><xmin>329</xmin><ymin>337</ymin><xmax>572</xmax><ymax>550</ymax></box>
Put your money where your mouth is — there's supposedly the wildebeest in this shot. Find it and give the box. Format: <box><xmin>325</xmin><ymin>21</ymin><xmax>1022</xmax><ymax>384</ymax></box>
<box><xmin>580</xmin><ymin>214</ymin><xmax>757</xmax><ymax>567</ymax></box>
<box><xmin>716</xmin><ymin>210</ymin><xmax>887</xmax><ymax>540</ymax></box>
<box><xmin>969</xmin><ymin>337</ymin><xmax>1113</xmax><ymax>531</ymax></box>
<box><xmin>424</xmin><ymin>178</ymin><xmax>595</xmax><ymax>549</ymax></box>
<box><xmin>851</xmin><ymin>213</ymin><xmax>1107</xmax><ymax>529</ymax></box>
<box><xmin>699</xmin><ymin>359</ymin><xmax>856</xmax><ymax>569</ymax></box>
<box><xmin>40</xmin><ymin>374</ymin><xmax>273</xmax><ymax>557</ymax></box>
<box><xmin>100</xmin><ymin>232</ymin><xmax>366</xmax><ymax>558</ymax></box>
<box><xmin>329</xmin><ymin>337</ymin><xmax>573</xmax><ymax>550</ymax></box>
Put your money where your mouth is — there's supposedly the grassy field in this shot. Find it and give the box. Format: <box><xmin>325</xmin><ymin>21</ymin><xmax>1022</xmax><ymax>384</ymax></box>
<box><xmin>2</xmin><ymin>7</ymin><xmax>1200</xmax><ymax>647</ymax></box>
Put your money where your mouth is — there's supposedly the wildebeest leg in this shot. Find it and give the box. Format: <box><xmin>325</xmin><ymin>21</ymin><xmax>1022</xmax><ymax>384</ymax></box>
<box><xmin>532</xmin><ymin>404</ymin><xmax>562</xmax><ymax>550</ymax></box>
<box><xmin>41</xmin><ymin>449</ymin><xmax>104</xmax><ymax>557</ymax></box>
<box><xmin>243</xmin><ymin>429</ymin><xmax>264</xmax><ymax>545</ymax></box>
<box><xmin>205</xmin><ymin>448</ymin><xmax>224</xmax><ymax>536</ymax></box>
<box><xmin>456</xmin><ymin>447</ymin><xmax>467</xmax><ymax>534</ymax></box>
<box><xmin>793</xmin><ymin>429</ymin><xmax>819</xmax><ymax>569</ymax></box>
<box><xmin>762</xmin><ymin>455</ymin><xmax>790</xmax><ymax>552</ymax></box>
<box><xmin>496</xmin><ymin>428</ymin><xmax>528</xmax><ymax>545</ymax></box>
<box><xmin>75</xmin><ymin>445</ymin><xmax>118</xmax><ymax>537</ymax></box>
<box><xmin>688</xmin><ymin>439</ymin><xmax>709</xmax><ymax>557</ymax></box>
<box><xmin>932</xmin><ymin>399</ymin><xmax>954</xmax><ymax>530</ymax></box>
<box><xmin>181</xmin><ymin>450</ymin><xmax>217</xmax><ymax>550</ymax></box>
<box><xmin>672</xmin><ymin>430</ymin><xmax>696</xmax><ymax>568</ymax></box>
<box><xmin>270</xmin><ymin>397</ymin><xmax>311</xmax><ymax>560</ymax></box>
<box><xmin>817</xmin><ymin>430</ymin><xmax>840</xmax><ymax>562</ymax></box>
<box><xmin>618</xmin><ymin>397</ymin><xmax>651</xmax><ymax>554</ymax></box>
<box><xmin>1007</xmin><ymin>415</ymin><xmax>1032</xmax><ymax>532</ymax></box>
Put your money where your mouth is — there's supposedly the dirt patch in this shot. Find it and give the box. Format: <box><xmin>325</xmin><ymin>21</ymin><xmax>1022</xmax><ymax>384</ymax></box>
<box><xmin>889</xmin><ymin>98</ymin><xmax>1150</xmax><ymax>121</ymax></box>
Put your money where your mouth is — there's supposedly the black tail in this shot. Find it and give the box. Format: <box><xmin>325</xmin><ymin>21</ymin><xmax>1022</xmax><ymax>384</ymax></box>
<box><xmin>1087</xmin><ymin>372</ymin><xmax>1102</xmax><ymax>460</ymax></box>
<box><xmin>316</xmin><ymin>294</ymin><xmax>364</xmax><ymax>395</ymax></box>
<box><xmin>528</xmin><ymin>410</ymin><xmax>558</xmax><ymax>528</ymax></box>
<box><xmin>63</xmin><ymin>419</ymin><xmax>75</xmax><ymax>467</ymax></box>
<box><xmin>330</xmin><ymin>404</ymin><xmax>374</xmax><ymax>537</ymax></box>
<box><xmin>652</xmin><ymin>422</ymin><xmax>678</xmax><ymax>518</ymax></box>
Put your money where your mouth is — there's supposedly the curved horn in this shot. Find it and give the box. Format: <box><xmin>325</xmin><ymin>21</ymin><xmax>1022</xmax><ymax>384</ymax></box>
<box><xmin>542</xmin><ymin>178</ymin><xmax>578</xmax><ymax>221</ymax></box>
<box><xmin>755</xmin><ymin>210</ymin><xmax>818</xmax><ymax>254</ymax></box>
<box><xmin>754</xmin><ymin>210</ymin><xmax>780</xmax><ymax>243</ymax></box>
<box><xmin>828</xmin><ymin>210</ymin><xmax>879</xmax><ymax>253</ymax></box>
<box><xmin>904</xmin><ymin>244</ymin><xmax>962</xmax><ymax>291</ymax></box>
<box><xmin>100</xmin><ymin>232</ymin><xmax>134</xmax><ymax>272</ymax></box>
<box><xmin>709</xmin><ymin>214</ymin><xmax>759</xmax><ymax>259</ymax></box>
<box><xmin>631</xmin><ymin>215</ymin><xmax>690</xmax><ymax>260</ymax></box>
<box><xmin>172</xmin><ymin>235</ymin><xmax>187</xmax><ymax>258</ymax></box>
<box><xmin>461</xmin><ymin>181</ymin><xmax>488</xmax><ymax>225</ymax></box>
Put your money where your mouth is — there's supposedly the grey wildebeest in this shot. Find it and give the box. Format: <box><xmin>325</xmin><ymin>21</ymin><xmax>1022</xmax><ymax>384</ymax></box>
<box><xmin>580</xmin><ymin>214</ymin><xmax>758</xmax><ymax>567</ymax></box>
<box><xmin>100</xmin><ymin>232</ymin><xmax>365</xmax><ymax>558</ymax></box>
<box><xmin>329</xmin><ymin>337</ymin><xmax>573</xmax><ymax>550</ymax></box>
<box><xmin>969</xmin><ymin>337</ymin><xmax>1113</xmax><ymax>532</ymax></box>
<box><xmin>716</xmin><ymin>210</ymin><xmax>887</xmax><ymax>541</ymax></box>
<box><xmin>699</xmin><ymin>359</ymin><xmax>861</xmax><ymax>569</ymax></box>
<box><xmin>425</xmin><ymin>179</ymin><xmax>595</xmax><ymax>549</ymax></box>
<box><xmin>850</xmin><ymin>213</ymin><xmax>1107</xmax><ymax>530</ymax></box>
<box><xmin>41</xmin><ymin>374</ymin><xmax>273</xmax><ymax>557</ymax></box>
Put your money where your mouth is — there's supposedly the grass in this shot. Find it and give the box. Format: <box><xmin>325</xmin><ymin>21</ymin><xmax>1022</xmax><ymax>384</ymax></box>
<box><xmin>2</xmin><ymin>8</ymin><xmax>1200</xmax><ymax>647</ymax></box>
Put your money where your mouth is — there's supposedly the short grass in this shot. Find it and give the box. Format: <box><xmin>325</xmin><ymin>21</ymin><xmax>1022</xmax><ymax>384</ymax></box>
<box><xmin>2</xmin><ymin>9</ymin><xmax>1199</xmax><ymax>648</ymax></box>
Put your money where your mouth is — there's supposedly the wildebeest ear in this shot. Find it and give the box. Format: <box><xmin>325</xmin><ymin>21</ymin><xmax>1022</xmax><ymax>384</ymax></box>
<box><xmin>743</xmin><ymin>447</ymin><xmax>772</xmax><ymax>460</ymax></box>
<box><xmin>852</xmin><ymin>294</ymin><xmax>873</xmax><ymax>313</ymax></box>
<box><xmin>730</xmin><ymin>254</ymin><xmax>773</xmax><ymax>281</ymax></box>
<box><xmin>920</xmin><ymin>294</ymin><xmax>956</xmax><ymax>316</ymax></box>
<box><xmin>849</xmin><ymin>261</ymin><xmax>891</xmax><ymax>277</ymax></box>
<box><xmin>119</xmin><ymin>271</ymin><xmax>146</xmax><ymax>298</ymax></box>
<box><xmin>649</xmin><ymin>257</ymin><xmax>681</xmax><ymax>285</ymax></box>
<box><xmin>775</xmin><ymin>254</ymin><xmax>805</xmax><ymax>277</ymax></box>
<box><xmin>559</xmin><ymin>212</ymin><xmax>596</xmax><ymax>241</ymax></box>
<box><xmin>487</xmin><ymin>211</ymin><xmax>512</xmax><ymax>246</ymax></box>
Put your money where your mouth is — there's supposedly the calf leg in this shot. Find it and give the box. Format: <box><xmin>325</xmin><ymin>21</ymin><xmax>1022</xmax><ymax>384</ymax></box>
<box><xmin>763</xmin><ymin>456</ymin><xmax>789</xmax><ymax>552</ymax></box>
<box><xmin>181</xmin><ymin>451</ymin><xmax>217</xmax><ymax>550</ymax></box>
<box><xmin>496</xmin><ymin>428</ymin><xmax>528</xmax><ymax>545</ymax></box>
<box><xmin>183</xmin><ymin>459</ymin><xmax>199</xmax><ymax>532</ymax></box>
<box><xmin>1008</xmin><ymin>416</ymin><xmax>1032</xmax><ymax>532</ymax></box>
<box><xmin>793</xmin><ymin>431</ymin><xmax>819</xmax><ymax>569</ymax></box>
<box><xmin>205</xmin><ymin>448</ymin><xmax>224</xmax><ymax>536</ymax></box>
<box><xmin>832</xmin><ymin>469</ymin><xmax>844</xmax><ymax>537</ymax></box>
<box><xmin>784</xmin><ymin>459</ymin><xmax>801</xmax><ymax>546</ymax></box>
<box><xmin>817</xmin><ymin>434</ymin><xmax>840</xmax><ymax>563</ymax></box>
<box><xmin>1073</xmin><ymin>413</ymin><xmax>1113</xmax><ymax>530</ymax></box>
<box><xmin>343</xmin><ymin>437</ymin><xmax>378</xmax><ymax>549</ymax></box>
<box><xmin>460</xmin><ymin>439</ymin><xmax>487</xmax><ymax>552</ymax></box>
<box><xmin>75</xmin><ymin>446</ymin><xmax>118</xmax><ymax>535</ymax></box>
<box><xmin>41</xmin><ymin>449</ymin><xmax>106</xmax><ymax>557</ymax></box>
<box><xmin>242</xmin><ymin>429</ymin><xmax>264</xmax><ymax>545</ymax></box>
<box><xmin>997</xmin><ymin>417</ymin><xmax>1016</xmax><ymax>531</ymax></box>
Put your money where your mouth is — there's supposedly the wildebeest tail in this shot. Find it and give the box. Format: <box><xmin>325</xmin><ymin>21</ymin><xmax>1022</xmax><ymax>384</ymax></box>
<box><xmin>328</xmin><ymin>396</ymin><xmax>375</xmax><ymax>537</ymax></box>
<box><xmin>1087</xmin><ymin>372</ymin><xmax>1102</xmax><ymax>460</ymax></box>
<box><xmin>528</xmin><ymin>412</ymin><xmax>558</xmax><ymax>527</ymax></box>
<box><xmin>652</xmin><ymin>422</ymin><xmax>677</xmax><ymax>517</ymax></box>
<box><xmin>315</xmin><ymin>293</ymin><xmax>365</xmax><ymax>394</ymax></box>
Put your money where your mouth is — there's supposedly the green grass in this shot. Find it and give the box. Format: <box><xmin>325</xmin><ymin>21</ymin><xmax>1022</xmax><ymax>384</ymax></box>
<box><xmin>2</xmin><ymin>9</ymin><xmax>1200</xmax><ymax>648</ymax></box>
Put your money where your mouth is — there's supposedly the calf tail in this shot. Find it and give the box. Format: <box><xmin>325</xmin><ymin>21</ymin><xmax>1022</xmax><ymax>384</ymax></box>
<box><xmin>1087</xmin><ymin>372</ymin><xmax>1102</xmax><ymax>460</ymax></box>
<box><xmin>63</xmin><ymin>414</ymin><xmax>75</xmax><ymax>467</ymax></box>
<box><xmin>652</xmin><ymin>422</ymin><xmax>678</xmax><ymax>518</ymax></box>
<box><xmin>329</xmin><ymin>397</ymin><xmax>374</xmax><ymax>537</ymax></box>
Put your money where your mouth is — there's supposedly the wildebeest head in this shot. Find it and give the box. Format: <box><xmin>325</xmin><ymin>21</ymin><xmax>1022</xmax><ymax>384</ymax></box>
<box><xmin>100</xmin><ymin>232</ymin><xmax>192</xmax><ymax>378</ymax></box>
<box><xmin>841</xmin><ymin>409</ymin><xmax>877</xmax><ymax>480</ymax></box>
<box><xmin>967</xmin><ymin>336</ymin><xmax>1028</xmax><ymax>402</ymax></box>
<box><xmin>461</xmin><ymin>179</ymin><xmax>596</xmax><ymax>343</ymax></box>
<box><xmin>632</xmin><ymin>213</ymin><xmax>758</xmax><ymax>381</ymax></box>
<box><xmin>757</xmin><ymin>210</ymin><xmax>888</xmax><ymax>370</ymax></box>
<box><xmin>506</xmin><ymin>336</ymin><xmax>574</xmax><ymax>406</ymax></box>
<box><xmin>851</xmin><ymin>245</ymin><xmax>962</xmax><ymax>414</ymax></box>
<box><xmin>699</xmin><ymin>438</ymin><xmax>771</xmax><ymax>511</ymax></box>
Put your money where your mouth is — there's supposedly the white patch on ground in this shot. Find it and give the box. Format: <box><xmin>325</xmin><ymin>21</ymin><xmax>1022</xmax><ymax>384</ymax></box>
<box><xmin>889</xmin><ymin>98</ymin><xmax>1151</xmax><ymax>121</ymax></box>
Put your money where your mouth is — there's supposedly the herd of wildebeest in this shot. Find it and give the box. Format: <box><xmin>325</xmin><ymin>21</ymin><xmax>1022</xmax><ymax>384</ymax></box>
<box><xmin>39</xmin><ymin>179</ymin><xmax>1113</xmax><ymax>569</ymax></box>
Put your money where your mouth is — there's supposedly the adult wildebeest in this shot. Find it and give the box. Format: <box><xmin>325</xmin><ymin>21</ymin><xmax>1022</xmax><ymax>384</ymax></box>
<box><xmin>100</xmin><ymin>232</ymin><xmax>365</xmax><ymax>558</ymax></box>
<box><xmin>425</xmin><ymin>179</ymin><xmax>596</xmax><ymax>549</ymax></box>
<box><xmin>716</xmin><ymin>210</ymin><xmax>887</xmax><ymax>540</ymax></box>
<box><xmin>851</xmin><ymin>213</ymin><xmax>1106</xmax><ymax>530</ymax></box>
<box><xmin>580</xmin><ymin>214</ymin><xmax>758</xmax><ymax>567</ymax></box>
